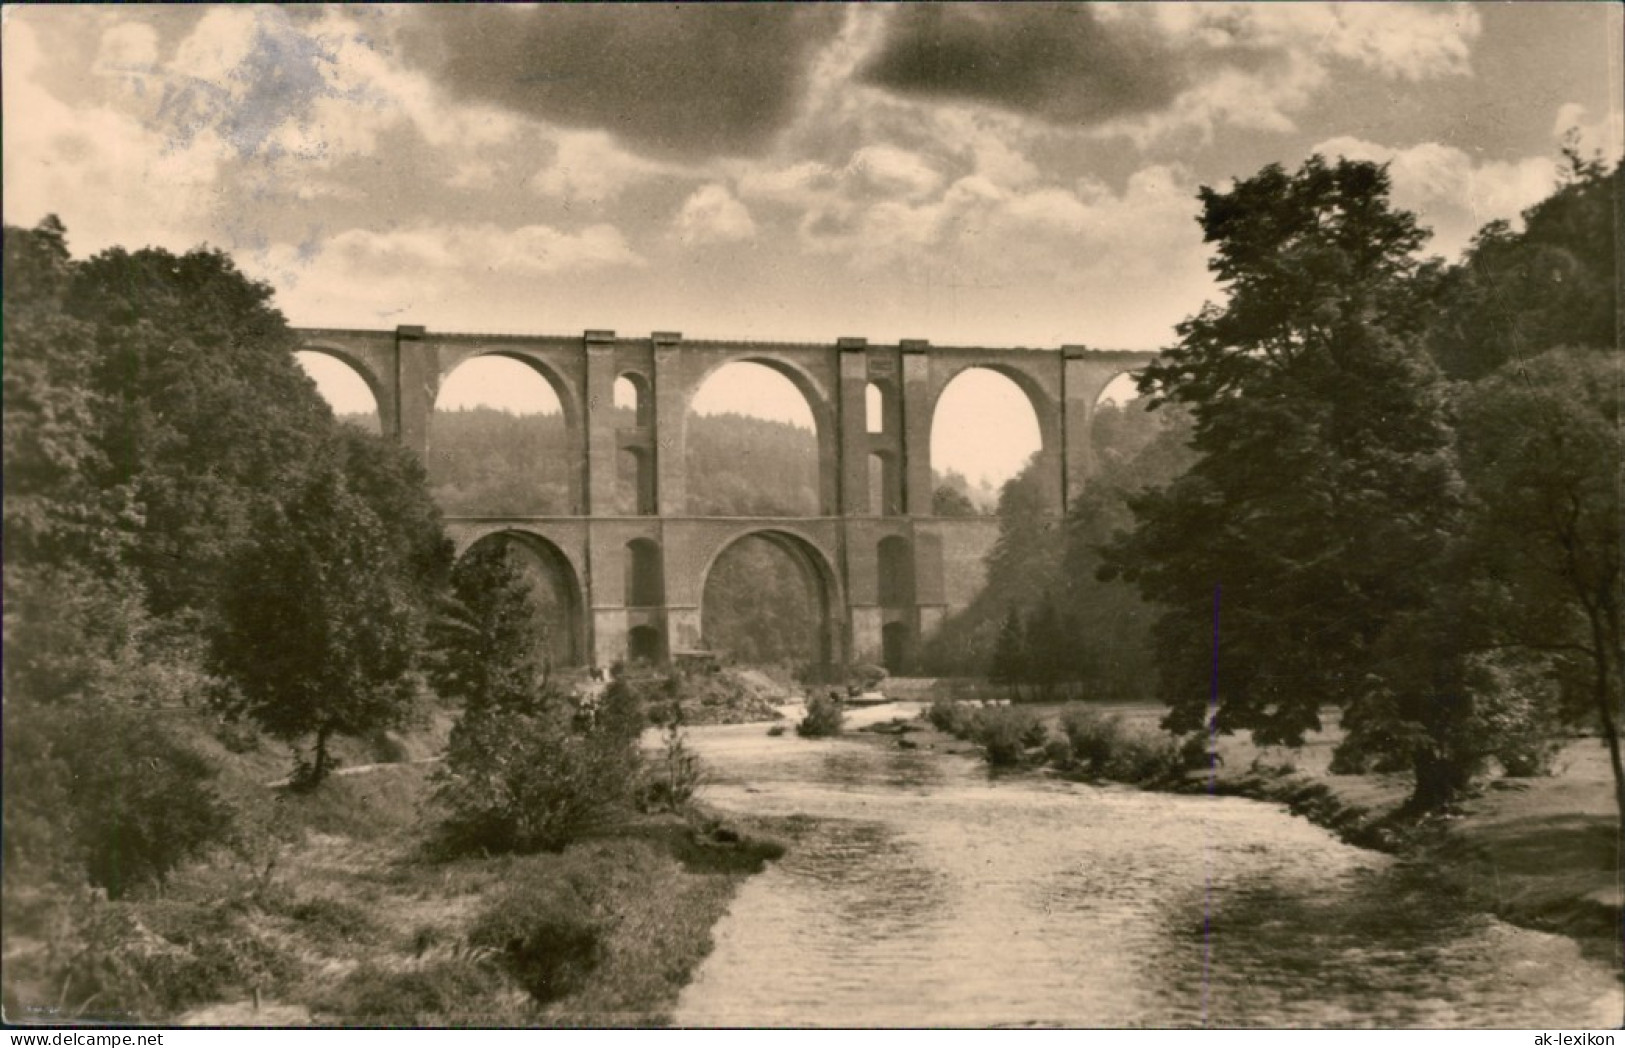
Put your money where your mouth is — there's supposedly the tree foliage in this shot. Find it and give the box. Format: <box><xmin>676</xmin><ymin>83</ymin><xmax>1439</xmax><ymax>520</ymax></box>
<box><xmin>1103</xmin><ymin>158</ymin><xmax>1470</xmax><ymax>804</ymax></box>
<box><xmin>1454</xmin><ymin>348</ymin><xmax>1623</xmax><ymax>814</ymax></box>
<box><xmin>1425</xmin><ymin>151</ymin><xmax>1618</xmax><ymax>381</ymax></box>
<box><xmin>428</xmin><ymin>539</ymin><xmax>554</xmax><ymax>715</ymax></box>
<box><xmin>3</xmin><ymin>217</ymin><xmax>451</xmax><ymax>814</ymax></box>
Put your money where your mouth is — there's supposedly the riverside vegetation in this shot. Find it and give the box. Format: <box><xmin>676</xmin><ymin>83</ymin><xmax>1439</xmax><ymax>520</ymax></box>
<box><xmin>3</xmin><ymin>145</ymin><xmax>1618</xmax><ymax>1024</ymax></box>
<box><xmin>911</xmin><ymin>147</ymin><xmax>1621</xmax><ymax>977</ymax></box>
<box><xmin>0</xmin><ymin>219</ymin><xmax>780</xmax><ymax>1026</ymax></box>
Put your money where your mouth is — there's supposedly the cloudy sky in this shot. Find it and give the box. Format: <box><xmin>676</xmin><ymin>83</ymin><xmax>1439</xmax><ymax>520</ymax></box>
<box><xmin>5</xmin><ymin>3</ymin><xmax>1619</xmax><ymax>353</ymax></box>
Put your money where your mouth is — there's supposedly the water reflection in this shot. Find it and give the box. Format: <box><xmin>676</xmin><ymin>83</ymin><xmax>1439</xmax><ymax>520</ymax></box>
<box><xmin>673</xmin><ymin>706</ymin><xmax>1622</xmax><ymax>1028</ymax></box>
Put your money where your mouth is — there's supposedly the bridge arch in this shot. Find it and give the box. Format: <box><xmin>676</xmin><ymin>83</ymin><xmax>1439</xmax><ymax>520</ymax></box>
<box><xmin>455</xmin><ymin>527</ymin><xmax>586</xmax><ymax>668</ymax></box>
<box><xmin>929</xmin><ymin>363</ymin><xmax>1060</xmax><ymax>512</ymax></box>
<box><xmin>296</xmin><ymin>341</ymin><xmax>394</xmax><ymax>435</ymax></box>
<box><xmin>432</xmin><ymin>353</ymin><xmax>584</xmax><ymax>515</ymax></box>
<box><xmin>698</xmin><ymin>525</ymin><xmax>843</xmax><ymax>668</ymax></box>
<box><xmin>685</xmin><ymin>355</ymin><xmax>838</xmax><ymax>516</ymax></box>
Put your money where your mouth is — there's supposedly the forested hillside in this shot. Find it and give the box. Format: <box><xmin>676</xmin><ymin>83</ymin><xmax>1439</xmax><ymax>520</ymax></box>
<box><xmin>377</xmin><ymin>405</ymin><xmax>995</xmax><ymax>519</ymax></box>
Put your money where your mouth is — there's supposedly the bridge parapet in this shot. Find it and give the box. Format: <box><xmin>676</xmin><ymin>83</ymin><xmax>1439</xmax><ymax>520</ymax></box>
<box><xmin>297</xmin><ymin>326</ymin><xmax>1155</xmax><ymax>668</ymax></box>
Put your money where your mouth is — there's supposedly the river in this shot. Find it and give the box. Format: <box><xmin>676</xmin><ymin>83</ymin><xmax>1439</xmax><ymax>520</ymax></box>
<box><xmin>671</xmin><ymin>703</ymin><xmax>1623</xmax><ymax>1028</ymax></box>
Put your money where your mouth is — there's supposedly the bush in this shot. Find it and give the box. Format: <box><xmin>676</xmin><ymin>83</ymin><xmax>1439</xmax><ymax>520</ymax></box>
<box><xmin>1043</xmin><ymin>737</ymin><xmax>1074</xmax><ymax>766</ymax></box>
<box><xmin>51</xmin><ymin>896</ymin><xmax>295</xmax><ymax>1021</ymax></box>
<box><xmin>1060</xmin><ymin>705</ymin><xmax>1122</xmax><ymax>775</ymax></box>
<box><xmin>640</xmin><ymin>720</ymin><xmax>705</xmax><ymax>812</ymax></box>
<box><xmin>926</xmin><ymin>698</ymin><xmax>978</xmax><ymax>739</ymax></box>
<box><xmin>467</xmin><ymin>874</ymin><xmax>604</xmax><ymax>1004</ymax></box>
<box><xmin>1470</xmin><ymin>655</ymin><xmax>1564</xmax><ymax>778</ymax></box>
<box><xmin>433</xmin><ymin>686</ymin><xmax>642</xmax><ymax>854</ymax></box>
<box><xmin>974</xmin><ymin>706</ymin><xmax>1041</xmax><ymax>767</ymax></box>
<box><xmin>9</xmin><ymin>700</ymin><xmax>235</xmax><ymax>899</ymax></box>
<box><xmin>796</xmin><ymin>694</ymin><xmax>845</xmax><ymax>738</ymax></box>
<box><xmin>1057</xmin><ymin>704</ymin><xmax>1186</xmax><ymax>784</ymax></box>
<box><xmin>1104</xmin><ymin>732</ymin><xmax>1184</xmax><ymax>784</ymax></box>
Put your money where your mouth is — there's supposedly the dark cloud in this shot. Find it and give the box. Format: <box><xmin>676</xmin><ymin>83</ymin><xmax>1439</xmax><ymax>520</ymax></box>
<box><xmin>859</xmin><ymin>6</ymin><xmax>1187</xmax><ymax>126</ymax></box>
<box><xmin>396</xmin><ymin>5</ymin><xmax>844</xmax><ymax>160</ymax></box>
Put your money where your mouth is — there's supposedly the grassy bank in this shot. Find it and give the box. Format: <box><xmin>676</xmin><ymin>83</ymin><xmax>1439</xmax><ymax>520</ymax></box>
<box><xmin>2</xmin><ymin>712</ymin><xmax>783</xmax><ymax>1027</ymax></box>
<box><xmin>912</xmin><ymin>697</ymin><xmax>1623</xmax><ymax>971</ymax></box>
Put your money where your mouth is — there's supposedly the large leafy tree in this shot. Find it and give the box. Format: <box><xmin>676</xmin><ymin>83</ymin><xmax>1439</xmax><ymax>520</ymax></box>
<box><xmin>3</xmin><ymin>218</ymin><xmax>451</xmax><ymax>794</ymax></box>
<box><xmin>1455</xmin><ymin>349</ymin><xmax>1622</xmax><ymax>821</ymax></box>
<box><xmin>216</xmin><ymin>430</ymin><xmax>447</xmax><ymax>785</ymax></box>
<box><xmin>1104</xmin><ymin>158</ymin><xmax>1469</xmax><ymax>804</ymax></box>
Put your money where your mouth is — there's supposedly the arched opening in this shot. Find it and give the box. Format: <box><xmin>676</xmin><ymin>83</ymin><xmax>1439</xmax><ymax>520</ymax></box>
<box><xmin>702</xmin><ymin>531</ymin><xmax>834</xmax><ymax>670</ymax></box>
<box><xmin>627</xmin><ymin>624</ymin><xmax>663</xmax><ymax>665</ymax></box>
<box><xmin>431</xmin><ymin>356</ymin><xmax>574</xmax><ymax>516</ymax></box>
<box><xmin>296</xmin><ymin>351</ymin><xmax>381</xmax><ymax>434</ymax></box>
<box><xmin>930</xmin><ymin>368</ymin><xmax>1043</xmax><ymax>515</ymax></box>
<box><xmin>877</xmin><ymin>536</ymin><xmax>913</xmax><ymax>606</ymax></box>
<box><xmin>1091</xmin><ymin>371</ymin><xmax>1159</xmax><ymax>473</ymax></box>
<box><xmin>686</xmin><ymin>361</ymin><xmax>822</xmax><ymax>517</ymax></box>
<box><xmin>624</xmin><ymin>539</ymin><xmax>664</xmax><ymax>607</ymax></box>
<box><xmin>614</xmin><ymin>373</ymin><xmax>652</xmax><ymax>427</ymax></box>
<box><xmin>867</xmin><ymin>453</ymin><xmax>901</xmax><ymax>516</ymax></box>
<box><xmin>881</xmin><ymin>622</ymin><xmax>909</xmax><ymax>675</ymax></box>
<box><xmin>459</xmin><ymin>531</ymin><xmax>584</xmax><ymax>668</ymax></box>
<box><xmin>866</xmin><ymin>382</ymin><xmax>885</xmax><ymax>434</ymax></box>
<box><xmin>616</xmin><ymin>447</ymin><xmax>656</xmax><ymax>516</ymax></box>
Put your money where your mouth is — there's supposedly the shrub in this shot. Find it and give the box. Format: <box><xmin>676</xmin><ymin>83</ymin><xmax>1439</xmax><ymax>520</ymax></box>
<box><xmin>467</xmin><ymin>875</ymin><xmax>604</xmax><ymax>1004</ymax></box>
<box><xmin>1060</xmin><ymin>705</ymin><xmax>1122</xmax><ymax>775</ymax></box>
<box><xmin>1058</xmin><ymin>704</ymin><xmax>1186</xmax><ymax>784</ymax></box>
<box><xmin>974</xmin><ymin>706</ymin><xmax>1041</xmax><ymax>767</ymax></box>
<box><xmin>641</xmin><ymin>720</ymin><xmax>705</xmax><ymax>812</ymax></box>
<box><xmin>765</xmin><ymin>724</ymin><xmax>787</xmax><ymax>737</ymax></box>
<box><xmin>796</xmin><ymin>694</ymin><xmax>845</xmax><ymax>738</ymax></box>
<box><xmin>1043</xmin><ymin>737</ymin><xmax>1074</xmax><ymax>766</ymax></box>
<box><xmin>433</xmin><ymin>686</ymin><xmax>642</xmax><ymax>854</ymax></box>
<box><xmin>51</xmin><ymin>896</ymin><xmax>295</xmax><ymax>1021</ymax></box>
<box><xmin>70</xmin><ymin>703</ymin><xmax>233</xmax><ymax>898</ymax></box>
<box><xmin>1104</xmin><ymin>732</ymin><xmax>1184</xmax><ymax>784</ymax></box>
<box><xmin>926</xmin><ymin>698</ymin><xmax>978</xmax><ymax>739</ymax></box>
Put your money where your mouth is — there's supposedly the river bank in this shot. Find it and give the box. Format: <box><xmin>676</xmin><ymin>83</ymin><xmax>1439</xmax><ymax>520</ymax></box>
<box><xmin>0</xmin><ymin>713</ymin><xmax>785</xmax><ymax>1027</ymax></box>
<box><xmin>677</xmin><ymin>701</ymin><xmax>1622</xmax><ymax>1026</ymax></box>
<box><xmin>875</xmin><ymin>695</ymin><xmax>1623</xmax><ymax>978</ymax></box>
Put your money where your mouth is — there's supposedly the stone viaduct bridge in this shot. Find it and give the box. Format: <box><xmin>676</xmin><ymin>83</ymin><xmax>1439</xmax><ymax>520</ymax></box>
<box><xmin>294</xmin><ymin>325</ymin><xmax>1155</xmax><ymax>672</ymax></box>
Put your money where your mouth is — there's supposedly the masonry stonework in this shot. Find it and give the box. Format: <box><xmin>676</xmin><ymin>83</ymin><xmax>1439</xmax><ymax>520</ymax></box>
<box><xmin>296</xmin><ymin>326</ymin><xmax>1155</xmax><ymax>671</ymax></box>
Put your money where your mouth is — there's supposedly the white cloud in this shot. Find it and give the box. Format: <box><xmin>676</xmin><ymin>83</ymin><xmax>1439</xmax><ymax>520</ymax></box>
<box><xmin>1555</xmin><ymin>102</ymin><xmax>1625</xmax><ymax>165</ymax></box>
<box><xmin>528</xmin><ymin>131</ymin><xmax>668</xmax><ymax>204</ymax></box>
<box><xmin>1095</xmin><ymin>3</ymin><xmax>1482</xmax><ymax>145</ymax></box>
<box><xmin>244</xmin><ymin>221</ymin><xmax>644</xmax><ymax>326</ymax></box>
<box><xmin>2</xmin><ymin>16</ymin><xmax>226</xmax><ymax>253</ymax></box>
<box><xmin>1311</xmin><ymin>135</ymin><xmax>1561</xmax><ymax>257</ymax></box>
<box><xmin>846</xmin><ymin>144</ymin><xmax>944</xmax><ymax>200</ymax></box>
<box><xmin>674</xmin><ymin>184</ymin><xmax>757</xmax><ymax>245</ymax></box>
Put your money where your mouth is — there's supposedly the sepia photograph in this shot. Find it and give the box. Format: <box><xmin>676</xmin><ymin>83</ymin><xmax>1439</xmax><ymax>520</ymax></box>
<box><xmin>2</xmin><ymin>1</ymin><xmax>1621</xmax><ymax>1033</ymax></box>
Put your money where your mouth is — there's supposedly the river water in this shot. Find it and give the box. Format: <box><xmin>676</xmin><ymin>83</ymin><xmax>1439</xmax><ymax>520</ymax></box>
<box><xmin>672</xmin><ymin>704</ymin><xmax>1623</xmax><ymax>1028</ymax></box>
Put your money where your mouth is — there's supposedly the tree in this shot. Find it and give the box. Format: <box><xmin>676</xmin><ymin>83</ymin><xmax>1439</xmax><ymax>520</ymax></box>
<box><xmin>989</xmin><ymin>606</ymin><xmax>1027</xmax><ymax>697</ymax></box>
<box><xmin>429</xmin><ymin>540</ymin><xmax>553</xmax><ymax>715</ymax></box>
<box><xmin>217</xmin><ymin>433</ymin><xmax>446</xmax><ymax>786</ymax></box>
<box><xmin>1455</xmin><ymin>348</ymin><xmax>1622</xmax><ymax>822</ymax></box>
<box><xmin>1103</xmin><ymin>157</ymin><xmax>1470</xmax><ymax>807</ymax></box>
<box><xmin>1059</xmin><ymin>408</ymin><xmax>1197</xmax><ymax>702</ymax></box>
<box><xmin>1425</xmin><ymin>150</ymin><xmax>1617</xmax><ymax>381</ymax></box>
<box><xmin>932</xmin><ymin>484</ymin><xmax>978</xmax><ymax>518</ymax></box>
